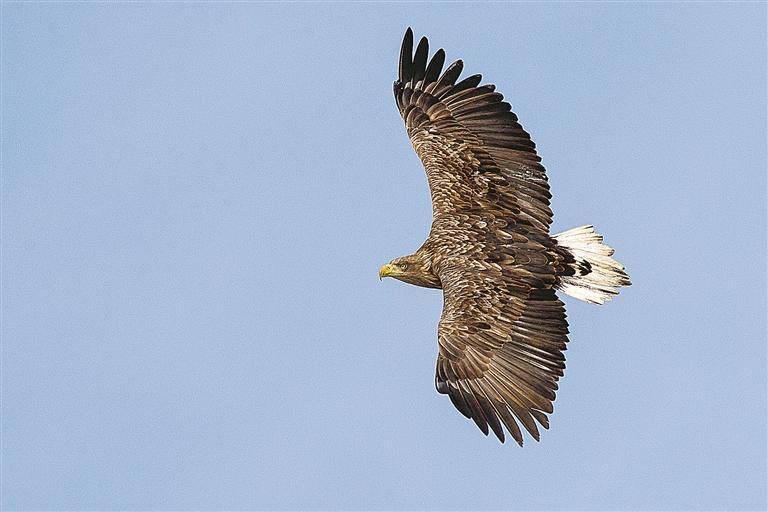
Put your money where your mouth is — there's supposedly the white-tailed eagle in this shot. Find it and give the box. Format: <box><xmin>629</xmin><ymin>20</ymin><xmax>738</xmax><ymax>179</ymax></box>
<box><xmin>379</xmin><ymin>28</ymin><xmax>631</xmax><ymax>445</ymax></box>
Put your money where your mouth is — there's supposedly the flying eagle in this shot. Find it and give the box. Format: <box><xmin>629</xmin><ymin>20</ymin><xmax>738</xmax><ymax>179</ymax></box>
<box><xmin>379</xmin><ymin>28</ymin><xmax>631</xmax><ymax>446</ymax></box>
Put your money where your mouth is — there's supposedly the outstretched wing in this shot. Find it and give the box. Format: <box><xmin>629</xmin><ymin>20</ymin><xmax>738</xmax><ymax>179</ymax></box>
<box><xmin>435</xmin><ymin>258</ymin><xmax>569</xmax><ymax>445</ymax></box>
<box><xmin>394</xmin><ymin>28</ymin><xmax>552</xmax><ymax>232</ymax></box>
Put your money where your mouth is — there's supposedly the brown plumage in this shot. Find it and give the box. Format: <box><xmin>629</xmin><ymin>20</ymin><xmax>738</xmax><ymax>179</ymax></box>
<box><xmin>379</xmin><ymin>28</ymin><xmax>631</xmax><ymax>446</ymax></box>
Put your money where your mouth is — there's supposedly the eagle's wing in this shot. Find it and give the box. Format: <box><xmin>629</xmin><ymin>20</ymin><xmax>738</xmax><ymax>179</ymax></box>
<box><xmin>394</xmin><ymin>28</ymin><xmax>552</xmax><ymax>231</ymax></box>
<box><xmin>436</xmin><ymin>258</ymin><xmax>569</xmax><ymax>445</ymax></box>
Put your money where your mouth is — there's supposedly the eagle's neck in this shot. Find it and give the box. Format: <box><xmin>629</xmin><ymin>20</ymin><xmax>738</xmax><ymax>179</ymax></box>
<box><xmin>406</xmin><ymin>249</ymin><xmax>442</xmax><ymax>289</ymax></box>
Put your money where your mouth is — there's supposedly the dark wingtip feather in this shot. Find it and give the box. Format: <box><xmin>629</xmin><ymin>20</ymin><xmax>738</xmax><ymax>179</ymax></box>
<box><xmin>479</xmin><ymin>395</ymin><xmax>505</xmax><ymax>443</ymax></box>
<box><xmin>462</xmin><ymin>388</ymin><xmax>490</xmax><ymax>436</ymax></box>
<box><xmin>424</xmin><ymin>48</ymin><xmax>445</xmax><ymax>84</ymax></box>
<box><xmin>444</xmin><ymin>73</ymin><xmax>482</xmax><ymax>98</ymax></box>
<box><xmin>435</xmin><ymin>375</ymin><xmax>449</xmax><ymax>395</ymax></box>
<box><xmin>398</xmin><ymin>27</ymin><xmax>414</xmax><ymax>83</ymax></box>
<box><xmin>447</xmin><ymin>387</ymin><xmax>473</xmax><ymax>419</ymax></box>
<box><xmin>531</xmin><ymin>409</ymin><xmax>550</xmax><ymax>430</ymax></box>
<box><xmin>496</xmin><ymin>404</ymin><xmax>525</xmax><ymax>447</ymax></box>
<box><xmin>435</xmin><ymin>59</ymin><xmax>464</xmax><ymax>90</ymax></box>
<box><xmin>412</xmin><ymin>36</ymin><xmax>429</xmax><ymax>83</ymax></box>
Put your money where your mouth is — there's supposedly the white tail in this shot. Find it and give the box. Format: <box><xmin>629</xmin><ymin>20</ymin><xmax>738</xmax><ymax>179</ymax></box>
<box><xmin>553</xmin><ymin>225</ymin><xmax>631</xmax><ymax>304</ymax></box>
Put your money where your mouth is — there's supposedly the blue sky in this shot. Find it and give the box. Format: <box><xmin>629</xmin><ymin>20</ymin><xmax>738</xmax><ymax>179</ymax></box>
<box><xmin>2</xmin><ymin>2</ymin><xmax>766</xmax><ymax>510</ymax></box>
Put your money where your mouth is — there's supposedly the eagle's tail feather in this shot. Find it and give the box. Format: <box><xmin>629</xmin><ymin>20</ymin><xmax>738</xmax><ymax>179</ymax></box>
<box><xmin>553</xmin><ymin>225</ymin><xmax>631</xmax><ymax>304</ymax></box>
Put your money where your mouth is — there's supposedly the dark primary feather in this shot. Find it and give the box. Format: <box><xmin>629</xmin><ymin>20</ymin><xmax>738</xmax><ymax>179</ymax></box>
<box><xmin>424</xmin><ymin>48</ymin><xmax>445</xmax><ymax>84</ymax></box>
<box><xmin>393</xmin><ymin>29</ymin><xmax>570</xmax><ymax>445</ymax></box>
<box><xmin>398</xmin><ymin>28</ymin><xmax>413</xmax><ymax>83</ymax></box>
<box><xmin>431</xmin><ymin>59</ymin><xmax>463</xmax><ymax>94</ymax></box>
<box><xmin>412</xmin><ymin>37</ymin><xmax>429</xmax><ymax>83</ymax></box>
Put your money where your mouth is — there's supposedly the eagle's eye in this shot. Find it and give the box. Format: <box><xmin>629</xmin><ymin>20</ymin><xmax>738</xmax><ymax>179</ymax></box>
<box><xmin>398</xmin><ymin>262</ymin><xmax>409</xmax><ymax>271</ymax></box>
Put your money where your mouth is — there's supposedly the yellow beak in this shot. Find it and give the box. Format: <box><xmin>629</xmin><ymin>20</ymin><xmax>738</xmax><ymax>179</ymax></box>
<box><xmin>379</xmin><ymin>264</ymin><xmax>394</xmax><ymax>280</ymax></box>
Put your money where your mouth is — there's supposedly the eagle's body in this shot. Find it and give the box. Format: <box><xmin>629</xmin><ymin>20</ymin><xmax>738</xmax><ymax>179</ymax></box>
<box><xmin>379</xmin><ymin>29</ymin><xmax>630</xmax><ymax>445</ymax></box>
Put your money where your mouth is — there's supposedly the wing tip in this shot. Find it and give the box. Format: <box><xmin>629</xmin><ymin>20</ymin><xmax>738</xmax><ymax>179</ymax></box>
<box><xmin>398</xmin><ymin>27</ymin><xmax>414</xmax><ymax>83</ymax></box>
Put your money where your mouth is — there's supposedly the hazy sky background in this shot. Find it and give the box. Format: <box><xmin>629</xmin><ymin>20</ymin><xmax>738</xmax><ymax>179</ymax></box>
<box><xmin>3</xmin><ymin>3</ymin><xmax>766</xmax><ymax>510</ymax></box>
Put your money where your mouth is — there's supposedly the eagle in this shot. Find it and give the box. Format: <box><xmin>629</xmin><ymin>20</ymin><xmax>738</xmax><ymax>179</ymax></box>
<box><xmin>379</xmin><ymin>28</ymin><xmax>631</xmax><ymax>446</ymax></box>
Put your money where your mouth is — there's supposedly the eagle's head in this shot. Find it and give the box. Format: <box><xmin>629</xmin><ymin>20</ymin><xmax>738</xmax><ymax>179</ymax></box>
<box><xmin>379</xmin><ymin>254</ymin><xmax>441</xmax><ymax>289</ymax></box>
